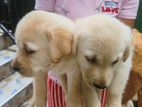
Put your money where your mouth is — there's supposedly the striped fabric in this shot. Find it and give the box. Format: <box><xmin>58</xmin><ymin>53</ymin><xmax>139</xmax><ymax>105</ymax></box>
<box><xmin>47</xmin><ymin>78</ymin><xmax>107</xmax><ymax>107</ymax></box>
<box><xmin>48</xmin><ymin>78</ymin><xmax>66</xmax><ymax>107</ymax></box>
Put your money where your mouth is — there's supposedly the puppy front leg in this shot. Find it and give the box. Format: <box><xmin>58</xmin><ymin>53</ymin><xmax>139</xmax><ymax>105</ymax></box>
<box><xmin>107</xmin><ymin>80</ymin><xmax>125</xmax><ymax>107</ymax></box>
<box><xmin>107</xmin><ymin>69</ymin><xmax>130</xmax><ymax>107</ymax></box>
<box><xmin>82</xmin><ymin>81</ymin><xmax>100</xmax><ymax>107</ymax></box>
<box><xmin>66</xmin><ymin>70</ymin><xmax>82</xmax><ymax>107</ymax></box>
<box><xmin>59</xmin><ymin>74</ymin><xmax>68</xmax><ymax>94</ymax></box>
<box><xmin>107</xmin><ymin>93</ymin><xmax>122</xmax><ymax>107</ymax></box>
<box><xmin>32</xmin><ymin>72</ymin><xmax>47</xmax><ymax>107</ymax></box>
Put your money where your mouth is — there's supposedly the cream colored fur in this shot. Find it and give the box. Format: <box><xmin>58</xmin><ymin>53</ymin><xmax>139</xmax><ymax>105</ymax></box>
<box><xmin>12</xmin><ymin>10</ymin><xmax>83</xmax><ymax>107</ymax></box>
<box><xmin>73</xmin><ymin>14</ymin><xmax>133</xmax><ymax>107</ymax></box>
<box><xmin>12</xmin><ymin>12</ymin><xmax>133</xmax><ymax>107</ymax></box>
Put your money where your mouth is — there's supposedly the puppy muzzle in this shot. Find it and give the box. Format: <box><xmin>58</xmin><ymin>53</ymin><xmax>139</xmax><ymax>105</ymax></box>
<box><xmin>10</xmin><ymin>65</ymin><xmax>21</xmax><ymax>73</ymax></box>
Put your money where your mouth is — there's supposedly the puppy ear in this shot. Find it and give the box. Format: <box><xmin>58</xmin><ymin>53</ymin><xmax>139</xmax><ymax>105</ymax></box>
<box><xmin>72</xmin><ymin>33</ymin><xmax>80</xmax><ymax>55</ymax></box>
<box><xmin>45</xmin><ymin>28</ymin><xmax>73</xmax><ymax>62</ymax></box>
<box><xmin>123</xmin><ymin>46</ymin><xmax>131</xmax><ymax>62</ymax></box>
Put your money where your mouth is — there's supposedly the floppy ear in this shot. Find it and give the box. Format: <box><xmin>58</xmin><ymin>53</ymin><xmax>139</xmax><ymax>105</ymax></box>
<box><xmin>45</xmin><ymin>28</ymin><xmax>73</xmax><ymax>62</ymax></box>
<box><xmin>122</xmin><ymin>46</ymin><xmax>131</xmax><ymax>62</ymax></box>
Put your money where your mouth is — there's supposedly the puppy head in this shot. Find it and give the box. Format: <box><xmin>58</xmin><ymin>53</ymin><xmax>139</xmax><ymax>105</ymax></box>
<box><xmin>74</xmin><ymin>14</ymin><xmax>132</xmax><ymax>89</ymax></box>
<box><xmin>12</xmin><ymin>11</ymin><xmax>74</xmax><ymax>77</ymax></box>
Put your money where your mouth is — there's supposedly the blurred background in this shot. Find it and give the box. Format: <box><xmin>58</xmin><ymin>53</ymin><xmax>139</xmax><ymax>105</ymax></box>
<box><xmin>0</xmin><ymin>0</ymin><xmax>141</xmax><ymax>107</ymax></box>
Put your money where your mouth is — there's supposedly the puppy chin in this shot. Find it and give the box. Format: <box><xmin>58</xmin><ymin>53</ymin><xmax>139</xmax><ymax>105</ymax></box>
<box><xmin>18</xmin><ymin>70</ymin><xmax>33</xmax><ymax>77</ymax></box>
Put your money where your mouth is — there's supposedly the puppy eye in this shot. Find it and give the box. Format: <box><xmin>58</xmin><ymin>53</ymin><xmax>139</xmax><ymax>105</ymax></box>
<box><xmin>23</xmin><ymin>44</ymin><xmax>36</xmax><ymax>54</ymax></box>
<box><xmin>85</xmin><ymin>56</ymin><xmax>97</xmax><ymax>64</ymax></box>
<box><xmin>25</xmin><ymin>48</ymin><xmax>36</xmax><ymax>54</ymax></box>
<box><xmin>111</xmin><ymin>59</ymin><xmax>118</xmax><ymax>65</ymax></box>
<box><xmin>27</xmin><ymin>50</ymin><xmax>36</xmax><ymax>54</ymax></box>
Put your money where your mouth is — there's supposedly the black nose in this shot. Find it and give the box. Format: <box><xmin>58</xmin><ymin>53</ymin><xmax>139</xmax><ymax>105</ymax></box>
<box><xmin>11</xmin><ymin>66</ymin><xmax>20</xmax><ymax>72</ymax></box>
<box><xmin>93</xmin><ymin>83</ymin><xmax>107</xmax><ymax>89</ymax></box>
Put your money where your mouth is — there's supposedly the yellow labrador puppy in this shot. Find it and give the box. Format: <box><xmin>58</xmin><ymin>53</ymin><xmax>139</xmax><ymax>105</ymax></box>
<box><xmin>73</xmin><ymin>14</ymin><xmax>133</xmax><ymax>107</ymax></box>
<box><xmin>12</xmin><ymin>11</ymin><xmax>132</xmax><ymax>107</ymax></box>
<box><xmin>12</xmin><ymin>10</ymin><xmax>82</xmax><ymax>107</ymax></box>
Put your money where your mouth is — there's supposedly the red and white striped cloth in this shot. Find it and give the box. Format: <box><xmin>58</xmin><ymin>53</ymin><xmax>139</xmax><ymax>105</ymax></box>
<box><xmin>47</xmin><ymin>77</ymin><xmax>107</xmax><ymax>107</ymax></box>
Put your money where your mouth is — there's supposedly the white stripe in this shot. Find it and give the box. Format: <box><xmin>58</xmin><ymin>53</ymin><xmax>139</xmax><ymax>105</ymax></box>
<box><xmin>48</xmin><ymin>81</ymin><xmax>50</xmax><ymax>107</ymax></box>
<box><xmin>51</xmin><ymin>80</ymin><xmax>54</xmax><ymax>107</ymax></box>
<box><xmin>54</xmin><ymin>82</ymin><xmax>57</xmax><ymax>107</ymax></box>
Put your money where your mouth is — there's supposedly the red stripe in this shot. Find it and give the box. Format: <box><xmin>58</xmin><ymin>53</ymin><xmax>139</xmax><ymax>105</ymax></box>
<box><xmin>101</xmin><ymin>89</ymin><xmax>107</xmax><ymax>107</ymax></box>
<box><xmin>55</xmin><ymin>82</ymin><xmax>60</xmax><ymax>107</ymax></box>
<box><xmin>53</xmin><ymin>82</ymin><xmax>58</xmax><ymax>107</ymax></box>
<box><xmin>50</xmin><ymin>81</ymin><xmax>54</xmax><ymax>107</ymax></box>
<box><xmin>47</xmin><ymin>79</ymin><xmax>51</xmax><ymax>107</ymax></box>
<box><xmin>53</xmin><ymin>81</ymin><xmax>56</xmax><ymax>107</ymax></box>
<box><xmin>49</xmin><ymin>79</ymin><xmax>52</xmax><ymax>107</ymax></box>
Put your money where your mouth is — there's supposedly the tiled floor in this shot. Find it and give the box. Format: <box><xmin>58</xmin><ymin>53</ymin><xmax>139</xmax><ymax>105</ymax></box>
<box><xmin>0</xmin><ymin>44</ymin><xmax>33</xmax><ymax>107</ymax></box>
<box><xmin>0</xmin><ymin>72</ymin><xmax>33</xmax><ymax>107</ymax></box>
